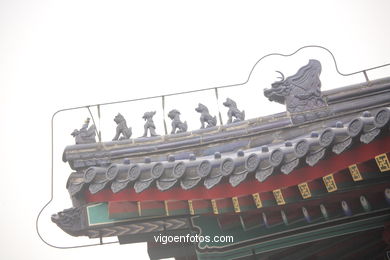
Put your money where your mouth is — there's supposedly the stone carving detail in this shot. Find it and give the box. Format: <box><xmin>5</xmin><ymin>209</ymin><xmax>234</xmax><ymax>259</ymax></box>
<box><xmin>223</xmin><ymin>98</ymin><xmax>245</xmax><ymax>124</ymax></box>
<box><xmin>106</xmin><ymin>165</ymin><xmax>118</xmax><ymax>180</ymax></box>
<box><xmin>306</xmin><ymin>149</ymin><xmax>326</xmax><ymax>166</ymax></box>
<box><xmin>281</xmin><ymin>159</ymin><xmax>299</xmax><ymax>174</ymax></box>
<box><xmin>128</xmin><ymin>165</ymin><xmax>141</xmax><ymax>180</ymax></box>
<box><xmin>360</xmin><ymin>128</ymin><xmax>380</xmax><ymax>144</ymax></box>
<box><xmin>151</xmin><ymin>163</ymin><xmax>164</xmax><ymax>178</ymax></box>
<box><xmin>264</xmin><ymin>60</ymin><xmax>330</xmax><ymax>124</ymax></box>
<box><xmin>229</xmin><ymin>172</ymin><xmax>249</xmax><ymax>187</ymax></box>
<box><xmin>205</xmin><ymin>175</ymin><xmax>223</xmax><ymax>189</ymax></box>
<box><xmin>173</xmin><ymin>162</ymin><xmax>186</xmax><ymax>178</ymax></box>
<box><xmin>294</xmin><ymin>140</ymin><xmax>309</xmax><ymax>158</ymax></box>
<box><xmin>195</xmin><ymin>103</ymin><xmax>217</xmax><ymax>128</ymax></box>
<box><xmin>220</xmin><ymin>158</ymin><xmax>235</xmax><ymax>176</ymax></box>
<box><xmin>112</xmin><ymin>181</ymin><xmax>128</xmax><ymax>193</ymax></box>
<box><xmin>256</xmin><ymin>167</ymin><xmax>274</xmax><ymax>182</ymax></box>
<box><xmin>142</xmin><ymin>111</ymin><xmax>158</xmax><ymax>137</ymax></box>
<box><xmin>332</xmin><ymin>138</ymin><xmax>352</xmax><ymax>154</ymax></box>
<box><xmin>198</xmin><ymin>160</ymin><xmax>212</xmax><ymax>177</ymax></box>
<box><xmin>319</xmin><ymin>129</ymin><xmax>335</xmax><ymax>147</ymax></box>
<box><xmin>168</xmin><ymin>109</ymin><xmax>188</xmax><ymax>134</ymax></box>
<box><xmin>112</xmin><ymin>113</ymin><xmax>132</xmax><ymax>141</ymax></box>
<box><xmin>347</xmin><ymin>118</ymin><xmax>363</xmax><ymax>137</ymax></box>
<box><xmin>71</xmin><ymin>118</ymin><xmax>96</xmax><ymax>144</ymax></box>
<box><xmin>135</xmin><ymin>179</ymin><xmax>154</xmax><ymax>193</ymax></box>
<box><xmin>374</xmin><ymin>108</ymin><xmax>390</xmax><ymax>128</ymax></box>
<box><xmin>245</xmin><ymin>153</ymin><xmax>260</xmax><ymax>172</ymax></box>
<box><xmin>270</xmin><ymin>149</ymin><xmax>284</xmax><ymax>166</ymax></box>
<box><xmin>51</xmin><ymin>207</ymin><xmax>82</xmax><ymax>236</ymax></box>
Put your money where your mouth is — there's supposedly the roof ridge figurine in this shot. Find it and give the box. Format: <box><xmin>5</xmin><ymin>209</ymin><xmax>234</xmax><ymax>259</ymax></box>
<box><xmin>142</xmin><ymin>111</ymin><xmax>158</xmax><ymax>137</ymax></box>
<box><xmin>195</xmin><ymin>103</ymin><xmax>217</xmax><ymax>128</ymax></box>
<box><xmin>264</xmin><ymin>59</ymin><xmax>331</xmax><ymax>124</ymax></box>
<box><xmin>71</xmin><ymin>118</ymin><xmax>96</xmax><ymax>144</ymax></box>
<box><xmin>223</xmin><ymin>98</ymin><xmax>245</xmax><ymax>124</ymax></box>
<box><xmin>168</xmin><ymin>109</ymin><xmax>188</xmax><ymax>134</ymax></box>
<box><xmin>112</xmin><ymin>113</ymin><xmax>132</xmax><ymax>141</ymax></box>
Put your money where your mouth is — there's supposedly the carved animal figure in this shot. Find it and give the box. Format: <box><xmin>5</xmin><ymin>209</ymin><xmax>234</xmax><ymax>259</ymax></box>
<box><xmin>195</xmin><ymin>103</ymin><xmax>217</xmax><ymax>128</ymax></box>
<box><xmin>223</xmin><ymin>98</ymin><xmax>245</xmax><ymax>124</ymax></box>
<box><xmin>168</xmin><ymin>109</ymin><xmax>188</xmax><ymax>134</ymax></box>
<box><xmin>263</xmin><ymin>59</ymin><xmax>329</xmax><ymax>124</ymax></box>
<box><xmin>142</xmin><ymin>111</ymin><xmax>158</xmax><ymax>137</ymax></box>
<box><xmin>51</xmin><ymin>207</ymin><xmax>82</xmax><ymax>236</ymax></box>
<box><xmin>71</xmin><ymin>118</ymin><xmax>96</xmax><ymax>144</ymax></box>
<box><xmin>112</xmin><ymin>113</ymin><xmax>132</xmax><ymax>141</ymax></box>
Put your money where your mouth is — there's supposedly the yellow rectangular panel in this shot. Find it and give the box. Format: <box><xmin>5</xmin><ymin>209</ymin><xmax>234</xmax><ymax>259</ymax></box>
<box><xmin>375</xmin><ymin>153</ymin><xmax>390</xmax><ymax>172</ymax></box>
<box><xmin>211</xmin><ymin>199</ymin><xmax>219</xmax><ymax>214</ymax></box>
<box><xmin>252</xmin><ymin>193</ymin><xmax>262</xmax><ymax>208</ymax></box>
<box><xmin>348</xmin><ymin>164</ymin><xmax>363</xmax><ymax>181</ymax></box>
<box><xmin>164</xmin><ymin>201</ymin><xmax>169</xmax><ymax>216</ymax></box>
<box><xmin>273</xmin><ymin>189</ymin><xmax>286</xmax><ymax>205</ymax></box>
<box><xmin>298</xmin><ymin>182</ymin><xmax>312</xmax><ymax>199</ymax></box>
<box><xmin>323</xmin><ymin>174</ymin><xmax>338</xmax><ymax>192</ymax></box>
<box><xmin>232</xmin><ymin>197</ymin><xmax>241</xmax><ymax>213</ymax></box>
<box><xmin>137</xmin><ymin>201</ymin><xmax>142</xmax><ymax>216</ymax></box>
<box><xmin>188</xmin><ymin>200</ymin><xmax>194</xmax><ymax>215</ymax></box>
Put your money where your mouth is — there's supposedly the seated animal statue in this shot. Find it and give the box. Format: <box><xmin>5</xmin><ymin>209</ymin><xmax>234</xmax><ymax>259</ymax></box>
<box><xmin>168</xmin><ymin>109</ymin><xmax>188</xmax><ymax>134</ymax></box>
<box><xmin>263</xmin><ymin>59</ymin><xmax>329</xmax><ymax>124</ymax></box>
<box><xmin>142</xmin><ymin>111</ymin><xmax>158</xmax><ymax>137</ymax></box>
<box><xmin>71</xmin><ymin>118</ymin><xmax>96</xmax><ymax>144</ymax></box>
<box><xmin>112</xmin><ymin>113</ymin><xmax>132</xmax><ymax>141</ymax></box>
<box><xmin>223</xmin><ymin>98</ymin><xmax>245</xmax><ymax>124</ymax></box>
<box><xmin>195</xmin><ymin>103</ymin><xmax>217</xmax><ymax>128</ymax></box>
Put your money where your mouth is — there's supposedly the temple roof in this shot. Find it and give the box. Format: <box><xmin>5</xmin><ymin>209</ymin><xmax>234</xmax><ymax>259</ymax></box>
<box><xmin>66</xmin><ymin>106</ymin><xmax>390</xmax><ymax>196</ymax></box>
<box><xmin>53</xmin><ymin>61</ymin><xmax>390</xmax><ymax>252</ymax></box>
<box><xmin>62</xmin><ymin>71</ymin><xmax>390</xmax><ymax>198</ymax></box>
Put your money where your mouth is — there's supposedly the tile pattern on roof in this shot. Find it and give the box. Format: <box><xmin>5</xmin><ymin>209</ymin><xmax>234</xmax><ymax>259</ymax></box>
<box><xmin>66</xmin><ymin>107</ymin><xmax>390</xmax><ymax>196</ymax></box>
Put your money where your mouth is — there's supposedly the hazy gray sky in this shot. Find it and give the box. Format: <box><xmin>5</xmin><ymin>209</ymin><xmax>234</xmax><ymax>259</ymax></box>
<box><xmin>1</xmin><ymin>0</ymin><xmax>390</xmax><ymax>259</ymax></box>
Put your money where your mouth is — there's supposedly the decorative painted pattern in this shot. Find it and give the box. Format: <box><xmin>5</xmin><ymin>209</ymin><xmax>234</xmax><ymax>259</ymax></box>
<box><xmin>273</xmin><ymin>189</ymin><xmax>286</xmax><ymax>205</ymax></box>
<box><xmin>252</xmin><ymin>193</ymin><xmax>262</xmax><ymax>208</ymax></box>
<box><xmin>348</xmin><ymin>164</ymin><xmax>363</xmax><ymax>181</ymax></box>
<box><xmin>53</xmin><ymin>164</ymin><xmax>390</xmax><ymax>237</ymax></box>
<box><xmin>323</xmin><ymin>174</ymin><xmax>338</xmax><ymax>192</ymax></box>
<box><xmin>211</xmin><ymin>199</ymin><xmax>219</xmax><ymax>214</ymax></box>
<box><xmin>137</xmin><ymin>201</ymin><xmax>141</xmax><ymax>216</ymax></box>
<box><xmin>164</xmin><ymin>201</ymin><xmax>169</xmax><ymax>216</ymax></box>
<box><xmin>188</xmin><ymin>200</ymin><xmax>195</xmax><ymax>215</ymax></box>
<box><xmin>298</xmin><ymin>182</ymin><xmax>312</xmax><ymax>199</ymax></box>
<box><xmin>232</xmin><ymin>197</ymin><xmax>241</xmax><ymax>213</ymax></box>
<box><xmin>375</xmin><ymin>153</ymin><xmax>390</xmax><ymax>172</ymax></box>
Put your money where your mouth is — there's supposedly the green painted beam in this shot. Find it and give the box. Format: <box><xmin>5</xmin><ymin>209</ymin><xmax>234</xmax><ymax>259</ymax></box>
<box><xmin>87</xmin><ymin>203</ymin><xmax>129</xmax><ymax>226</ymax></box>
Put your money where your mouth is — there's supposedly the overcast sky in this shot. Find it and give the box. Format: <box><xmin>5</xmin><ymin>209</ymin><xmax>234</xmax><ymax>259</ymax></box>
<box><xmin>1</xmin><ymin>0</ymin><xmax>390</xmax><ymax>259</ymax></box>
